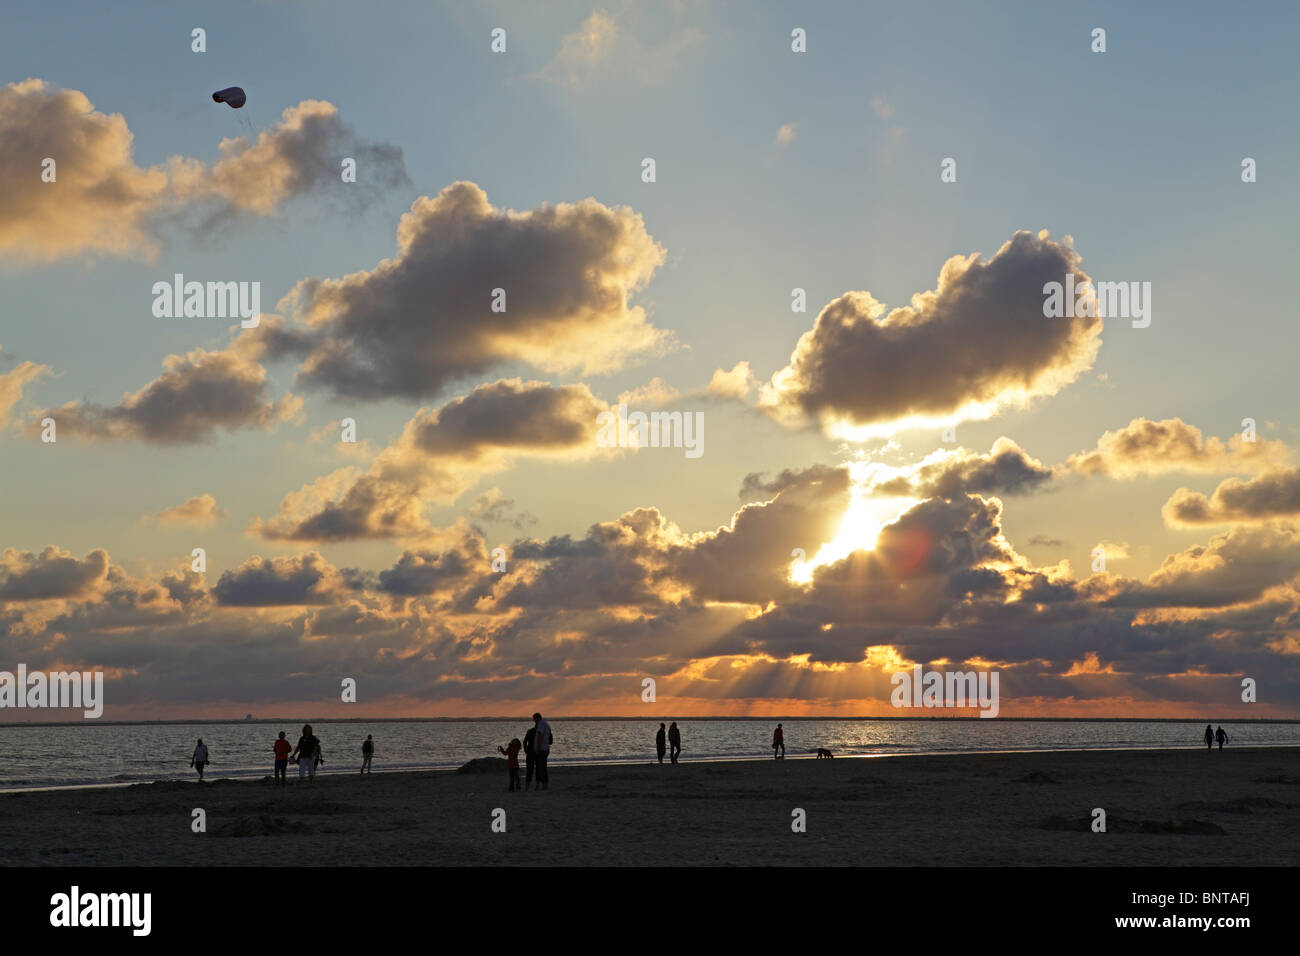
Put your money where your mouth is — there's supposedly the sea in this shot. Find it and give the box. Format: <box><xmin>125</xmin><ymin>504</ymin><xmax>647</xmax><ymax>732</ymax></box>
<box><xmin>0</xmin><ymin>718</ymin><xmax>1296</xmax><ymax>791</ymax></box>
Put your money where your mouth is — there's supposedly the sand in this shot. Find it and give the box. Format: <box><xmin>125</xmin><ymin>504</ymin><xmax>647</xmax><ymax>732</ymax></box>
<box><xmin>2</xmin><ymin>747</ymin><xmax>1297</xmax><ymax>866</ymax></box>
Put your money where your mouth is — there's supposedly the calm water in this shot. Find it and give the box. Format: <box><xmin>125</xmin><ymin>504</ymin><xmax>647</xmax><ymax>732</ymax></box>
<box><xmin>0</xmin><ymin>719</ymin><xmax>1296</xmax><ymax>790</ymax></box>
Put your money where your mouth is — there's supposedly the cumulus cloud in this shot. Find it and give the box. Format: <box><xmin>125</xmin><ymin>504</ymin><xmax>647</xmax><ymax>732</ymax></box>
<box><xmin>467</xmin><ymin>489</ymin><xmax>538</xmax><ymax>530</ymax></box>
<box><xmin>1069</xmin><ymin>418</ymin><xmax>1288</xmax><ymax>477</ymax></box>
<box><xmin>706</xmin><ymin>361</ymin><xmax>758</xmax><ymax>401</ymax></box>
<box><xmin>775</xmin><ymin>122</ymin><xmax>797</xmax><ymax>146</ymax></box>
<box><xmin>266</xmin><ymin>182</ymin><xmax>670</xmax><ymax>401</ymax></box>
<box><xmin>0</xmin><ymin>349</ymin><xmax>51</xmax><ymax>428</ymax></box>
<box><xmin>1164</xmin><ymin>467</ymin><xmax>1300</xmax><ymax>526</ymax></box>
<box><xmin>0</xmin><ymin>80</ymin><xmax>405</xmax><ymax>263</ymax></box>
<box><xmin>0</xmin><ymin>547</ymin><xmax>110</xmax><ymax>601</ymax></box>
<box><xmin>212</xmin><ymin>552</ymin><xmax>345</xmax><ymax>606</ymax></box>
<box><xmin>617</xmin><ymin>378</ymin><xmax>681</xmax><ymax>408</ymax></box>
<box><xmin>253</xmin><ymin>379</ymin><xmax>609</xmax><ymax>542</ymax></box>
<box><xmin>866</xmin><ymin>438</ymin><xmax>1055</xmax><ymax>499</ymax></box>
<box><xmin>35</xmin><ymin>345</ymin><xmax>301</xmax><ymax>443</ymax></box>
<box><xmin>533</xmin><ymin>11</ymin><xmax>704</xmax><ymax>88</ymax></box>
<box><xmin>150</xmin><ymin>494</ymin><xmax>227</xmax><ymax>527</ymax></box>
<box><xmin>760</xmin><ymin>231</ymin><xmax>1102</xmax><ymax>437</ymax></box>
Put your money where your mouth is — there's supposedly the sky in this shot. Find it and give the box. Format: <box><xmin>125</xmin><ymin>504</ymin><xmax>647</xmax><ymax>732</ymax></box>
<box><xmin>1</xmin><ymin>0</ymin><xmax>1299</xmax><ymax>719</ymax></box>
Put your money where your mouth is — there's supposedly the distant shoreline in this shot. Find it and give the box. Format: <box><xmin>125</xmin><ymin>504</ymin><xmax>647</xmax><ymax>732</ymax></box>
<box><xmin>3</xmin><ymin>715</ymin><xmax>1298</xmax><ymax>727</ymax></box>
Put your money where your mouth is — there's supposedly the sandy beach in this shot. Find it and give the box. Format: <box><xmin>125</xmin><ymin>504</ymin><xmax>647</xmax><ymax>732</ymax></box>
<box><xmin>2</xmin><ymin>747</ymin><xmax>1296</xmax><ymax>866</ymax></box>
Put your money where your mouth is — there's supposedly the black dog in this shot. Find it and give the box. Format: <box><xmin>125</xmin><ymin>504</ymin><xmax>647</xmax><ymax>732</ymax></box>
<box><xmin>816</xmin><ymin>748</ymin><xmax>834</xmax><ymax>759</ymax></box>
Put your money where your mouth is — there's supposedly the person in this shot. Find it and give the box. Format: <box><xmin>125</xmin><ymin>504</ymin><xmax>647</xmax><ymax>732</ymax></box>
<box><xmin>361</xmin><ymin>734</ymin><xmax>374</xmax><ymax>774</ymax></box>
<box><xmin>655</xmin><ymin>723</ymin><xmax>667</xmax><ymax>764</ymax></box>
<box><xmin>533</xmin><ymin>713</ymin><xmax>553</xmax><ymax>790</ymax></box>
<box><xmin>273</xmin><ymin>732</ymin><xmax>291</xmax><ymax>786</ymax></box>
<box><xmin>292</xmin><ymin>724</ymin><xmax>322</xmax><ymax>784</ymax></box>
<box><xmin>190</xmin><ymin>739</ymin><xmax>209</xmax><ymax>781</ymax></box>
<box><xmin>1216</xmin><ymin>726</ymin><xmax>1229</xmax><ymax>751</ymax></box>
<box><xmin>668</xmin><ymin>722</ymin><xmax>681</xmax><ymax>764</ymax></box>
<box><xmin>523</xmin><ymin>724</ymin><xmax>537</xmax><ymax>791</ymax></box>
<box><xmin>773</xmin><ymin>724</ymin><xmax>785</xmax><ymax>759</ymax></box>
<box><xmin>1204</xmin><ymin>724</ymin><xmax>1214</xmax><ymax>750</ymax></box>
<box><xmin>498</xmin><ymin>738</ymin><xmax>522</xmax><ymax>791</ymax></box>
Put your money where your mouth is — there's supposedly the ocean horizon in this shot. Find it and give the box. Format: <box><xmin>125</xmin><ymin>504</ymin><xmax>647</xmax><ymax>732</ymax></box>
<box><xmin>3</xmin><ymin>717</ymin><xmax>1294</xmax><ymax>792</ymax></box>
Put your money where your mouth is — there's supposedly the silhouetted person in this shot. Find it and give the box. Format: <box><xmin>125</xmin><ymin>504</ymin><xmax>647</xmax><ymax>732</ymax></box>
<box><xmin>533</xmin><ymin>713</ymin><xmax>553</xmax><ymax>790</ymax></box>
<box><xmin>1216</xmin><ymin>726</ymin><xmax>1229</xmax><ymax>751</ymax></box>
<box><xmin>668</xmin><ymin>722</ymin><xmax>681</xmax><ymax>763</ymax></box>
<box><xmin>1204</xmin><ymin>724</ymin><xmax>1214</xmax><ymax>750</ymax></box>
<box><xmin>292</xmin><ymin>724</ymin><xmax>322</xmax><ymax>784</ymax></box>
<box><xmin>190</xmin><ymin>738</ymin><xmax>209</xmax><ymax>781</ymax></box>
<box><xmin>273</xmin><ymin>731</ymin><xmax>291</xmax><ymax>786</ymax></box>
<box><xmin>773</xmin><ymin>724</ymin><xmax>785</xmax><ymax>759</ymax></box>
<box><xmin>656</xmin><ymin>723</ymin><xmax>667</xmax><ymax>764</ymax></box>
<box><xmin>361</xmin><ymin>734</ymin><xmax>374</xmax><ymax>774</ymax></box>
<box><xmin>523</xmin><ymin>725</ymin><xmax>537</xmax><ymax>791</ymax></box>
<box><xmin>498</xmin><ymin>738</ymin><xmax>522</xmax><ymax>791</ymax></box>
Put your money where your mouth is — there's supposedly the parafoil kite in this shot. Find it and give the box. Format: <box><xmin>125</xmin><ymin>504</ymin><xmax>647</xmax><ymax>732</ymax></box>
<box><xmin>211</xmin><ymin>87</ymin><xmax>247</xmax><ymax>109</ymax></box>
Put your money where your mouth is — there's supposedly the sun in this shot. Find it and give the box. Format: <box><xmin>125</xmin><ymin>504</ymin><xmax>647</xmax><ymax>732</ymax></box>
<box><xmin>790</xmin><ymin>480</ymin><xmax>918</xmax><ymax>584</ymax></box>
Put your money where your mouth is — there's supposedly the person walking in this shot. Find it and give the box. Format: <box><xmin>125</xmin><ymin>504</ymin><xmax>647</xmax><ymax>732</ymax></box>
<box><xmin>668</xmin><ymin>722</ymin><xmax>681</xmax><ymax>764</ymax></box>
<box><xmin>532</xmin><ymin>713</ymin><xmax>553</xmax><ymax>790</ymax></box>
<box><xmin>1204</xmin><ymin>724</ymin><xmax>1214</xmax><ymax>750</ymax></box>
<box><xmin>1215</xmin><ymin>726</ymin><xmax>1229</xmax><ymax>751</ymax></box>
<box><xmin>190</xmin><ymin>739</ymin><xmax>209</xmax><ymax>782</ymax></box>
<box><xmin>773</xmin><ymin>724</ymin><xmax>785</xmax><ymax>759</ymax></box>
<box><xmin>361</xmin><ymin>734</ymin><xmax>374</xmax><ymax>774</ymax></box>
<box><xmin>655</xmin><ymin>723</ymin><xmax>667</xmax><ymax>764</ymax></box>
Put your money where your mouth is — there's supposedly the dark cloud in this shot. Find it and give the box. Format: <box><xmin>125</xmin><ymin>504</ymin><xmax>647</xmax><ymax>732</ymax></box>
<box><xmin>1068</xmin><ymin>417</ymin><xmax>1287</xmax><ymax>478</ymax></box>
<box><xmin>760</xmin><ymin>231</ymin><xmax>1101</xmax><ymax>435</ymax></box>
<box><xmin>0</xmin><ymin>547</ymin><xmax>109</xmax><ymax>600</ymax></box>
<box><xmin>35</xmin><ymin>346</ymin><xmax>301</xmax><ymax>443</ymax></box>
<box><xmin>1164</xmin><ymin>468</ymin><xmax>1300</xmax><ymax>526</ymax></box>
<box><xmin>266</xmin><ymin>181</ymin><xmax>669</xmax><ymax>401</ymax></box>
<box><xmin>212</xmin><ymin>552</ymin><xmax>343</xmax><ymax>606</ymax></box>
<box><xmin>868</xmin><ymin>438</ymin><xmax>1054</xmax><ymax>498</ymax></box>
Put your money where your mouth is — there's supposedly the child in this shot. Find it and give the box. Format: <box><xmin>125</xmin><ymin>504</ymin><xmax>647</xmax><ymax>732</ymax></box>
<box><xmin>498</xmin><ymin>738</ymin><xmax>522</xmax><ymax>791</ymax></box>
<box><xmin>273</xmin><ymin>732</ymin><xmax>291</xmax><ymax>786</ymax></box>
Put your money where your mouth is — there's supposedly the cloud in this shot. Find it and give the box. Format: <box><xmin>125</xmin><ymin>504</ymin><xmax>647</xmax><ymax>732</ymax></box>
<box><xmin>0</xmin><ymin>547</ymin><xmax>110</xmax><ymax>601</ymax></box>
<box><xmin>1164</xmin><ymin>467</ymin><xmax>1300</xmax><ymax>526</ymax></box>
<box><xmin>533</xmin><ymin>11</ymin><xmax>703</xmax><ymax>88</ymax></box>
<box><xmin>266</xmin><ymin>181</ymin><xmax>670</xmax><ymax>401</ymax></box>
<box><xmin>0</xmin><ymin>349</ymin><xmax>51</xmax><ymax>428</ymax></box>
<box><xmin>0</xmin><ymin>80</ymin><xmax>405</xmax><ymax>263</ymax></box>
<box><xmin>870</xmin><ymin>95</ymin><xmax>894</xmax><ymax>120</ymax></box>
<box><xmin>1068</xmin><ymin>418</ymin><xmax>1288</xmax><ymax>478</ymax></box>
<box><xmin>150</xmin><ymin>494</ymin><xmax>227</xmax><ymax>528</ymax></box>
<box><xmin>35</xmin><ymin>345</ymin><xmax>301</xmax><ymax>443</ymax></box>
<box><xmin>706</xmin><ymin>361</ymin><xmax>757</xmax><ymax>401</ymax></box>
<box><xmin>775</xmin><ymin>122</ymin><xmax>797</xmax><ymax>146</ymax></box>
<box><xmin>212</xmin><ymin>552</ymin><xmax>345</xmax><ymax>606</ymax></box>
<box><xmin>617</xmin><ymin>377</ymin><xmax>681</xmax><ymax>407</ymax></box>
<box><xmin>866</xmin><ymin>438</ymin><xmax>1055</xmax><ymax>499</ymax></box>
<box><xmin>759</xmin><ymin>231</ymin><xmax>1102</xmax><ymax>438</ymax></box>
<box><xmin>253</xmin><ymin>379</ymin><xmax>610</xmax><ymax>542</ymax></box>
<box><xmin>468</xmin><ymin>489</ymin><xmax>538</xmax><ymax>530</ymax></box>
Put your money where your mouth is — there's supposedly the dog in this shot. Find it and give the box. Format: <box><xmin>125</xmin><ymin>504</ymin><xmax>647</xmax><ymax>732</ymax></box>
<box><xmin>816</xmin><ymin>748</ymin><xmax>834</xmax><ymax>759</ymax></box>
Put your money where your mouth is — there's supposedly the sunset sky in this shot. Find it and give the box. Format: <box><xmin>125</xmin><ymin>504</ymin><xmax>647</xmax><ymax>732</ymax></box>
<box><xmin>2</xmin><ymin>0</ymin><xmax>1299</xmax><ymax>719</ymax></box>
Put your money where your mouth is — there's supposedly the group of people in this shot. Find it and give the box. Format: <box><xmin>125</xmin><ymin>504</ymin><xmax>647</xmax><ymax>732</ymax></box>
<box><xmin>655</xmin><ymin>722</ymin><xmax>682</xmax><ymax>763</ymax></box>
<box><xmin>497</xmin><ymin>712</ymin><xmax>554</xmax><ymax>791</ymax></box>
<box><xmin>1204</xmin><ymin>725</ymin><xmax>1230</xmax><ymax>750</ymax></box>
<box><xmin>190</xmin><ymin>726</ymin><xmax>379</xmax><ymax>785</ymax></box>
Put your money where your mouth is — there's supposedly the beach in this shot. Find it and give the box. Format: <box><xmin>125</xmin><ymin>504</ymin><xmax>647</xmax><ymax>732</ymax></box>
<box><xmin>2</xmin><ymin>746</ymin><xmax>1297</xmax><ymax>866</ymax></box>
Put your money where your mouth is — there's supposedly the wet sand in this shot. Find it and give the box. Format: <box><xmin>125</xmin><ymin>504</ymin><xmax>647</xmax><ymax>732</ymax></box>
<box><xmin>2</xmin><ymin>747</ymin><xmax>1297</xmax><ymax>866</ymax></box>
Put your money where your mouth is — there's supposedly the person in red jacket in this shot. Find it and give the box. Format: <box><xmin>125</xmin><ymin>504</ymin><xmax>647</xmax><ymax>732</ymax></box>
<box><xmin>773</xmin><ymin>724</ymin><xmax>785</xmax><ymax>759</ymax></box>
<box><xmin>498</xmin><ymin>738</ymin><xmax>522</xmax><ymax>791</ymax></box>
<box><xmin>272</xmin><ymin>732</ymin><xmax>291</xmax><ymax>786</ymax></box>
